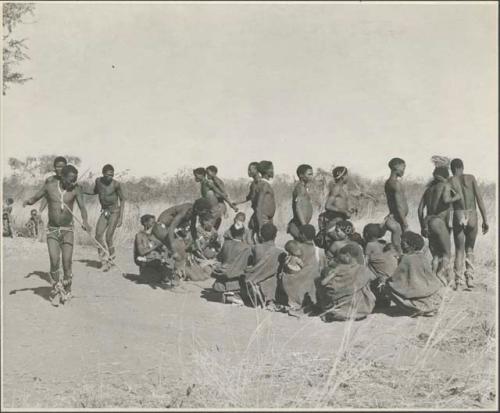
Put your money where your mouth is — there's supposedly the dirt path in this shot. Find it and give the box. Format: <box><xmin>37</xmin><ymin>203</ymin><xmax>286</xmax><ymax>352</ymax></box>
<box><xmin>2</xmin><ymin>238</ymin><xmax>496</xmax><ymax>408</ymax></box>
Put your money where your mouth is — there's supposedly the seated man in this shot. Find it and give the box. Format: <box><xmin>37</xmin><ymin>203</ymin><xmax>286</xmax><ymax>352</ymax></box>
<box><xmin>384</xmin><ymin>231</ymin><xmax>445</xmax><ymax>317</ymax></box>
<box><xmin>240</xmin><ymin>223</ymin><xmax>285</xmax><ymax>308</ymax></box>
<box><xmin>318</xmin><ymin>244</ymin><xmax>376</xmax><ymax>322</ymax></box>
<box><xmin>134</xmin><ymin>214</ymin><xmax>170</xmax><ymax>284</ymax></box>
<box><xmin>278</xmin><ymin>224</ymin><xmax>320</xmax><ymax>313</ymax></box>
<box><xmin>212</xmin><ymin>223</ymin><xmax>253</xmax><ymax>297</ymax></box>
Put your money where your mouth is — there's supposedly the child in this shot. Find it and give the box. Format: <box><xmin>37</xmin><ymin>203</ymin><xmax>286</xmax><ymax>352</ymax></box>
<box><xmin>283</xmin><ymin>240</ymin><xmax>304</xmax><ymax>275</ymax></box>
<box><xmin>26</xmin><ymin>209</ymin><xmax>44</xmax><ymax>240</ymax></box>
<box><xmin>3</xmin><ymin>212</ymin><xmax>13</xmax><ymax>238</ymax></box>
<box><xmin>223</xmin><ymin>212</ymin><xmax>252</xmax><ymax>244</ymax></box>
<box><xmin>319</xmin><ymin>244</ymin><xmax>376</xmax><ymax>322</ymax></box>
<box><xmin>384</xmin><ymin>231</ymin><xmax>444</xmax><ymax>317</ymax></box>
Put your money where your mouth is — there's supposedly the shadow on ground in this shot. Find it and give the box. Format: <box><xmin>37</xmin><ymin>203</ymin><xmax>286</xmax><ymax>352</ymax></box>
<box><xmin>9</xmin><ymin>286</ymin><xmax>53</xmax><ymax>303</ymax></box>
<box><xmin>76</xmin><ymin>259</ymin><xmax>102</xmax><ymax>269</ymax></box>
<box><xmin>122</xmin><ymin>273</ymin><xmax>174</xmax><ymax>291</ymax></box>
<box><xmin>25</xmin><ymin>271</ymin><xmax>52</xmax><ymax>285</ymax></box>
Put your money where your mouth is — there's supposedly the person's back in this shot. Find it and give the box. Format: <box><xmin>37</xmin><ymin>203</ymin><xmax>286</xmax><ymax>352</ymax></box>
<box><xmin>157</xmin><ymin>203</ymin><xmax>192</xmax><ymax>225</ymax></box>
<box><xmin>258</xmin><ymin>180</ymin><xmax>276</xmax><ymax>219</ymax></box>
<box><xmin>423</xmin><ymin>181</ymin><xmax>450</xmax><ymax>219</ymax></box>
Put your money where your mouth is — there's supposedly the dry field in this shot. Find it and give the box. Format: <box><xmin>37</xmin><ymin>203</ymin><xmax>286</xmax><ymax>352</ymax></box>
<box><xmin>2</xmin><ymin>172</ymin><xmax>497</xmax><ymax>409</ymax></box>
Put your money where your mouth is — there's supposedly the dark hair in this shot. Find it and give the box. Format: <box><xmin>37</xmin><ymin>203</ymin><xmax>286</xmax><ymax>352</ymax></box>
<box><xmin>284</xmin><ymin>240</ymin><xmax>302</xmax><ymax>255</ymax></box>
<box><xmin>338</xmin><ymin>243</ymin><xmax>361</xmax><ymax>257</ymax></box>
<box><xmin>62</xmin><ymin>165</ymin><xmax>78</xmax><ymax>176</ymax></box>
<box><xmin>249</xmin><ymin>161</ymin><xmax>259</xmax><ymax>169</ymax></box>
<box><xmin>402</xmin><ymin>231</ymin><xmax>425</xmax><ymax>252</ymax></box>
<box><xmin>206</xmin><ymin>165</ymin><xmax>218</xmax><ymax>174</ymax></box>
<box><xmin>383</xmin><ymin>242</ymin><xmax>395</xmax><ymax>253</ymax></box>
<box><xmin>193</xmin><ymin>167</ymin><xmax>206</xmax><ymax>176</ymax></box>
<box><xmin>299</xmin><ymin>224</ymin><xmax>316</xmax><ymax>241</ymax></box>
<box><xmin>260</xmin><ymin>223</ymin><xmax>277</xmax><ymax>242</ymax></box>
<box><xmin>349</xmin><ymin>232</ymin><xmax>366</xmax><ymax>249</ymax></box>
<box><xmin>363</xmin><ymin>223</ymin><xmax>384</xmax><ymax>241</ymax></box>
<box><xmin>296</xmin><ymin>164</ymin><xmax>312</xmax><ymax>178</ymax></box>
<box><xmin>6</xmin><ymin>198</ymin><xmax>14</xmax><ymax>204</ymax></box>
<box><xmin>450</xmin><ymin>158</ymin><xmax>464</xmax><ymax>173</ymax></box>
<box><xmin>235</xmin><ymin>212</ymin><xmax>246</xmax><ymax>221</ymax></box>
<box><xmin>102</xmin><ymin>164</ymin><xmax>114</xmax><ymax>174</ymax></box>
<box><xmin>31</xmin><ymin>209</ymin><xmax>37</xmax><ymax>214</ymax></box>
<box><xmin>388</xmin><ymin>158</ymin><xmax>405</xmax><ymax>170</ymax></box>
<box><xmin>140</xmin><ymin>214</ymin><xmax>155</xmax><ymax>225</ymax></box>
<box><xmin>53</xmin><ymin>156</ymin><xmax>68</xmax><ymax>166</ymax></box>
<box><xmin>433</xmin><ymin>166</ymin><xmax>450</xmax><ymax>179</ymax></box>
<box><xmin>257</xmin><ymin>161</ymin><xmax>273</xmax><ymax>175</ymax></box>
<box><xmin>332</xmin><ymin>166</ymin><xmax>347</xmax><ymax>181</ymax></box>
<box><xmin>230</xmin><ymin>224</ymin><xmax>245</xmax><ymax>239</ymax></box>
<box><xmin>336</xmin><ymin>220</ymin><xmax>354</xmax><ymax>235</ymax></box>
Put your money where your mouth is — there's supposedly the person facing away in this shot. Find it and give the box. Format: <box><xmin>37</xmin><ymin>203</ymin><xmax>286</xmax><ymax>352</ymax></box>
<box><xmin>383</xmin><ymin>157</ymin><xmax>409</xmax><ymax>255</ymax></box>
<box><xmin>448</xmin><ymin>158</ymin><xmax>489</xmax><ymax>290</ymax></box>
<box><xmin>23</xmin><ymin>165</ymin><xmax>91</xmax><ymax>307</ymax></box>
<box><xmin>254</xmin><ymin>160</ymin><xmax>276</xmax><ymax>241</ymax></box>
<box><xmin>319</xmin><ymin>243</ymin><xmax>376</xmax><ymax>322</ymax></box>
<box><xmin>383</xmin><ymin>231</ymin><xmax>444</xmax><ymax>317</ymax></box>
<box><xmin>235</xmin><ymin>161</ymin><xmax>261</xmax><ymax>244</ymax></box>
<box><xmin>83</xmin><ymin>164</ymin><xmax>126</xmax><ymax>271</ymax></box>
<box><xmin>287</xmin><ymin>164</ymin><xmax>314</xmax><ymax>241</ymax></box>
<box><xmin>418</xmin><ymin>166</ymin><xmax>461</xmax><ymax>286</ymax></box>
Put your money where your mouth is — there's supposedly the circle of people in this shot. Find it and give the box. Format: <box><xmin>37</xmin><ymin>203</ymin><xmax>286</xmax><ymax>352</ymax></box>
<box><xmin>19</xmin><ymin>155</ymin><xmax>489</xmax><ymax>317</ymax></box>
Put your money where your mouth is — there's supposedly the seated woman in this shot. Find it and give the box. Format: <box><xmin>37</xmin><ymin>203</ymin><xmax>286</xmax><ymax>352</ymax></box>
<box><xmin>323</xmin><ymin>220</ymin><xmax>365</xmax><ymax>267</ymax></box>
<box><xmin>240</xmin><ymin>223</ymin><xmax>285</xmax><ymax>308</ymax></box>
<box><xmin>363</xmin><ymin>223</ymin><xmax>398</xmax><ymax>307</ymax></box>
<box><xmin>212</xmin><ymin>223</ymin><xmax>252</xmax><ymax>298</ymax></box>
<box><xmin>134</xmin><ymin>214</ymin><xmax>170</xmax><ymax>283</ymax></box>
<box><xmin>318</xmin><ymin>244</ymin><xmax>376</xmax><ymax>322</ymax></box>
<box><xmin>384</xmin><ymin>231</ymin><xmax>444</xmax><ymax>317</ymax></box>
<box><xmin>278</xmin><ymin>224</ymin><xmax>320</xmax><ymax>313</ymax></box>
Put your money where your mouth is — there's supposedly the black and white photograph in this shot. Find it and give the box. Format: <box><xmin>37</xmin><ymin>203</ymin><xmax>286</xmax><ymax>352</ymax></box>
<box><xmin>1</xmin><ymin>1</ymin><xmax>498</xmax><ymax>410</ymax></box>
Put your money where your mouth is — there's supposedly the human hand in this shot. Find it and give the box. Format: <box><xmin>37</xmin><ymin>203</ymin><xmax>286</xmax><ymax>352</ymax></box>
<box><xmin>482</xmin><ymin>222</ymin><xmax>489</xmax><ymax>235</ymax></box>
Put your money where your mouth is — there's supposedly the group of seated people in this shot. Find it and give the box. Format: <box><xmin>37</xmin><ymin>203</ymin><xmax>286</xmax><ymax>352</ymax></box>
<box><xmin>134</xmin><ymin>209</ymin><xmax>446</xmax><ymax>322</ymax></box>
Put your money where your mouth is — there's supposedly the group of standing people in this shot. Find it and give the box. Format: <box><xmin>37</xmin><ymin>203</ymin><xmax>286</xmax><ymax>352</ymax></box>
<box><xmin>17</xmin><ymin>154</ymin><xmax>489</xmax><ymax>318</ymax></box>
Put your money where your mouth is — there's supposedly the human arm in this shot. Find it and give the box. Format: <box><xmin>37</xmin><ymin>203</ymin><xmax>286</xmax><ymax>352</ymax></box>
<box><xmin>320</xmin><ymin>270</ymin><xmax>336</xmax><ymax>286</ymax></box>
<box><xmin>324</xmin><ymin>185</ymin><xmax>351</xmax><ymax>217</ymax></box>
<box><xmin>442</xmin><ymin>183</ymin><xmax>461</xmax><ymax>204</ymax></box>
<box><xmin>136</xmin><ymin>233</ymin><xmax>163</xmax><ymax>256</ymax></box>
<box><xmin>255</xmin><ymin>182</ymin><xmax>269</xmax><ymax>230</ymax></box>
<box><xmin>393</xmin><ymin>181</ymin><xmax>409</xmax><ymax>230</ymax></box>
<box><xmin>472</xmin><ymin>177</ymin><xmax>489</xmax><ymax>234</ymax></box>
<box><xmin>75</xmin><ymin>187</ymin><xmax>92</xmax><ymax>232</ymax></box>
<box><xmin>116</xmin><ymin>182</ymin><xmax>126</xmax><ymax>227</ymax></box>
<box><xmin>417</xmin><ymin>192</ymin><xmax>428</xmax><ymax>237</ymax></box>
<box><xmin>295</xmin><ymin>186</ymin><xmax>308</xmax><ymax>226</ymax></box>
<box><xmin>39</xmin><ymin>198</ymin><xmax>48</xmax><ymax>213</ymax></box>
<box><xmin>208</xmin><ymin>180</ymin><xmax>238</xmax><ymax>211</ymax></box>
<box><xmin>23</xmin><ymin>185</ymin><xmax>47</xmax><ymax>207</ymax></box>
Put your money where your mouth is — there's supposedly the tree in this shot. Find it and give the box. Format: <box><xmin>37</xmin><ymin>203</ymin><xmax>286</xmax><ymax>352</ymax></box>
<box><xmin>3</xmin><ymin>3</ymin><xmax>35</xmax><ymax>95</ymax></box>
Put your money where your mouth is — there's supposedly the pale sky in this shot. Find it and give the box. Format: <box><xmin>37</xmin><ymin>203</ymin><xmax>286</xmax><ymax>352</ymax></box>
<box><xmin>2</xmin><ymin>2</ymin><xmax>498</xmax><ymax>181</ymax></box>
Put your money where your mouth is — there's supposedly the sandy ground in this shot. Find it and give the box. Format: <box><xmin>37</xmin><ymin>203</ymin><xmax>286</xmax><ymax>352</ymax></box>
<box><xmin>1</xmin><ymin>237</ymin><xmax>497</xmax><ymax>409</ymax></box>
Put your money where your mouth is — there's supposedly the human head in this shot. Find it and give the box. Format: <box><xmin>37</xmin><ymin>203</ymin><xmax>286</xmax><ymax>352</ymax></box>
<box><xmin>401</xmin><ymin>231</ymin><xmax>424</xmax><ymax>254</ymax></box>
<box><xmin>6</xmin><ymin>198</ymin><xmax>14</xmax><ymax>205</ymax></box>
<box><xmin>334</xmin><ymin>220</ymin><xmax>354</xmax><ymax>241</ymax></box>
<box><xmin>3</xmin><ymin>212</ymin><xmax>8</xmax><ymax>219</ymax></box>
<box><xmin>140</xmin><ymin>214</ymin><xmax>156</xmax><ymax>230</ymax></box>
<box><xmin>433</xmin><ymin>166</ymin><xmax>450</xmax><ymax>182</ymax></box>
<box><xmin>193</xmin><ymin>167</ymin><xmax>206</xmax><ymax>182</ymax></box>
<box><xmin>61</xmin><ymin>165</ymin><xmax>78</xmax><ymax>189</ymax></box>
<box><xmin>234</xmin><ymin>212</ymin><xmax>246</xmax><ymax>229</ymax></box>
<box><xmin>383</xmin><ymin>243</ymin><xmax>397</xmax><ymax>254</ymax></box>
<box><xmin>230</xmin><ymin>224</ymin><xmax>245</xmax><ymax>240</ymax></box>
<box><xmin>337</xmin><ymin>244</ymin><xmax>360</xmax><ymax>264</ymax></box>
<box><xmin>53</xmin><ymin>156</ymin><xmax>68</xmax><ymax>177</ymax></box>
<box><xmin>284</xmin><ymin>240</ymin><xmax>303</xmax><ymax>257</ymax></box>
<box><xmin>260</xmin><ymin>223</ymin><xmax>277</xmax><ymax>242</ymax></box>
<box><xmin>388</xmin><ymin>158</ymin><xmax>406</xmax><ymax>177</ymax></box>
<box><xmin>450</xmin><ymin>158</ymin><xmax>464</xmax><ymax>175</ymax></box>
<box><xmin>332</xmin><ymin>166</ymin><xmax>348</xmax><ymax>183</ymax></box>
<box><xmin>30</xmin><ymin>209</ymin><xmax>38</xmax><ymax>217</ymax></box>
<box><xmin>258</xmin><ymin>161</ymin><xmax>274</xmax><ymax>179</ymax></box>
<box><xmin>296</xmin><ymin>164</ymin><xmax>313</xmax><ymax>183</ymax></box>
<box><xmin>299</xmin><ymin>224</ymin><xmax>316</xmax><ymax>242</ymax></box>
<box><xmin>102</xmin><ymin>164</ymin><xmax>114</xmax><ymax>184</ymax></box>
<box><xmin>206</xmin><ymin>165</ymin><xmax>218</xmax><ymax>178</ymax></box>
<box><xmin>248</xmin><ymin>162</ymin><xmax>259</xmax><ymax>178</ymax></box>
<box><xmin>363</xmin><ymin>223</ymin><xmax>385</xmax><ymax>242</ymax></box>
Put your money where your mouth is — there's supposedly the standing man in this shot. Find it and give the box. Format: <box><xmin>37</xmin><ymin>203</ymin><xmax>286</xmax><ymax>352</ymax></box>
<box><xmin>84</xmin><ymin>164</ymin><xmax>126</xmax><ymax>271</ymax></box>
<box><xmin>287</xmin><ymin>164</ymin><xmax>314</xmax><ymax>240</ymax></box>
<box><xmin>319</xmin><ymin>166</ymin><xmax>353</xmax><ymax>232</ymax></box>
<box><xmin>449</xmin><ymin>158</ymin><xmax>489</xmax><ymax>289</ymax></box>
<box><xmin>384</xmin><ymin>158</ymin><xmax>409</xmax><ymax>254</ymax></box>
<box><xmin>23</xmin><ymin>165</ymin><xmax>91</xmax><ymax>306</ymax></box>
<box><xmin>39</xmin><ymin>156</ymin><xmax>68</xmax><ymax>214</ymax></box>
<box><xmin>255</xmin><ymin>161</ymin><xmax>276</xmax><ymax>242</ymax></box>
<box><xmin>235</xmin><ymin>162</ymin><xmax>261</xmax><ymax>244</ymax></box>
<box><xmin>418</xmin><ymin>166</ymin><xmax>461</xmax><ymax>286</ymax></box>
